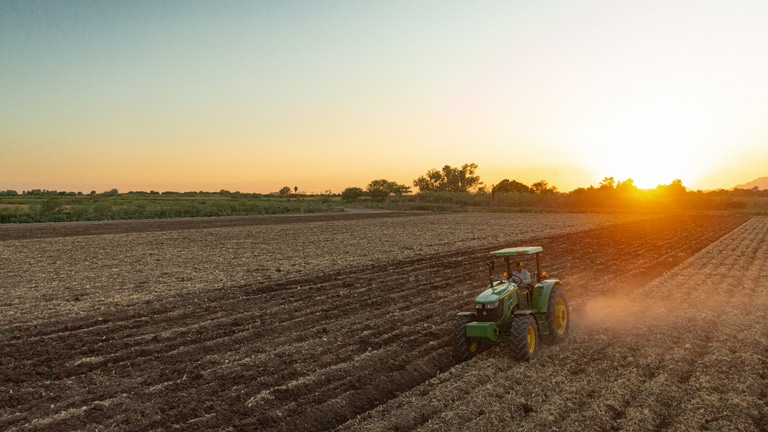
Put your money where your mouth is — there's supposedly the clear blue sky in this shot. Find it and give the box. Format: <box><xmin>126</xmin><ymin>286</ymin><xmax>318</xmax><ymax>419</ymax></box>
<box><xmin>2</xmin><ymin>0</ymin><xmax>768</xmax><ymax>193</ymax></box>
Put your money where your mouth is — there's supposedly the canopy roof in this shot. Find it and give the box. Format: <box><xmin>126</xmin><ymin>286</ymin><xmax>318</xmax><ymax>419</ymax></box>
<box><xmin>488</xmin><ymin>246</ymin><xmax>543</xmax><ymax>257</ymax></box>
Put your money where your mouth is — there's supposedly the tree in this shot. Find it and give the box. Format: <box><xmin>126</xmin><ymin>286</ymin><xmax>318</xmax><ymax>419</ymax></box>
<box><xmin>656</xmin><ymin>179</ymin><xmax>687</xmax><ymax>197</ymax></box>
<box><xmin>599</xmin><ymin>177</ymin><xmax>616</xmax><ymax>190</ymax></box>
<box><xmin>367</xmin><ymin>179</ymin><xmax>411</xmax><ymax>200</ymax></box>
<box><xmin>615</xmin><ymin>178</ymin><xmax>638</xmax><ymax>195</ymax></box>
<box><xmin>278</xmin><ymin>186</ymin><xmax>291</xmax><ymax>196</ymax></box>
<box><xmin>294</xmin><ymin>186</ymin><xmax>298</xmax><ymax>194</ymax></box>
<box><xmin>413</xmin><ymin>163</ymin><xmax>481</xmax><ymax>193</ymax></box>
<box><xmin>492</xmin><ymin>179</ymin><xmax>532</xmax><ymax>195</ymax></box>
<box><xmin>341</xmin><ymin>187</ymin><xmax>365</xmax><ymax>202</ymax></box>
<box><xmin>413</xmin><ymin>168</ymin><xmax>445</xmax><ymax>192</ymax></box>
<box><xmin>531</xmin><ymin>179</ymin><xmax>557</xmax><ymax>194</ymax></box>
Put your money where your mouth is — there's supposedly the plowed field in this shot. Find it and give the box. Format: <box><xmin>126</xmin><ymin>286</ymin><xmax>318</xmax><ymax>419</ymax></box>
<box><xmin>1</xmin><ymin>212</ymin><xmax>765</xmax><ymax>431</ymax></box>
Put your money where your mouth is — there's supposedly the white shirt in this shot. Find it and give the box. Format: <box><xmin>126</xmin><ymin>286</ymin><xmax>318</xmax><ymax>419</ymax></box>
<box><xmin>512</xmin><ymin>269</ymin><xmax>531</xmax><ymax>285</ymax></box>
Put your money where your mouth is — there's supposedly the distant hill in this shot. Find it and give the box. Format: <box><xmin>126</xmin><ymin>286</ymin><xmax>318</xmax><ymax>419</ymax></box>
<box><xmin>733</xmin><ymin>177</ymin><xmax>768</xmax><ymax>190</ymax></box>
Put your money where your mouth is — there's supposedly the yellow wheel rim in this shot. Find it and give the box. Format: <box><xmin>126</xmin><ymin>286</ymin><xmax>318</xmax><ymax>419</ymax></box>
<box><xmin>469</xmin><ymin>340</ymin><xmax>478</xmax><ymax>353</ymax></box>
<box><xmin>526</xmin><ymin>326</ymin><xmax>536</xmax><ymax>353</ymax></box>
<box><xmin>554</xmin><ymin>298</ymin><xmax>568</xmax><ymax>334</ymax></box>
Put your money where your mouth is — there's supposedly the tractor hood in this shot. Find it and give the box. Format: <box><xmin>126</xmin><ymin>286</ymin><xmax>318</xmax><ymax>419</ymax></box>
<box><xmin>475</xmin><ymin>281</ymin><xmax>516</xmax><ymax>304</ymax></box>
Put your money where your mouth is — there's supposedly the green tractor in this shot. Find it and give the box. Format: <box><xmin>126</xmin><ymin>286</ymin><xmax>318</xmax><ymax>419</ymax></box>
<box><xmin>453</xmin><ymin>246</ymin><xmax>569</xmax><ymax>362</ymax></box>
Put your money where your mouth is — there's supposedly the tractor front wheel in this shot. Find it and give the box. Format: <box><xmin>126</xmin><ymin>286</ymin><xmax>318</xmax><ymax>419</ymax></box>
<box><xmin>541</xmin><ymin>286</ymin><xmax>570</xmax><ymax>345</ymax></box>
<box><xmin>510</xmin><ymin>315</ymin><xmax>539</xmax><ymax>361</ymax></box>
<box><xmin>453</xmin><ymin>314</ymin><xmax>481</xmax><ymax>362</ymax></box>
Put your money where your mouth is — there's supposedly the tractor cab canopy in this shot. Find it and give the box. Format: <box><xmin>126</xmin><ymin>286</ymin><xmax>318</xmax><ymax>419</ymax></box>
<box><xmin>487</xmin><ymin>246</ymin><xmax>545</xmax><ymax>286</ymax></box>
<box><xmin>488</xmin><ymin>246</ymin><xmax>543</xmax><ymax>257</ymax></box>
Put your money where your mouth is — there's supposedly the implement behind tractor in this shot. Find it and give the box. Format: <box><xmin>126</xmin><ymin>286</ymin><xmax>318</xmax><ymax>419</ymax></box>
<box><xmin>453</xmin><ymin>246</ymin><xmax>569</xmax><ymax>362</ymax></box>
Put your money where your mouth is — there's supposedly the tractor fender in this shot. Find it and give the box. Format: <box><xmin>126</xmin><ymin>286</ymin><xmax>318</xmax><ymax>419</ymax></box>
<box><xmin>532</xmin><ymin>279</ymin><xmax>561</xmax><ymax>313</ymax></box>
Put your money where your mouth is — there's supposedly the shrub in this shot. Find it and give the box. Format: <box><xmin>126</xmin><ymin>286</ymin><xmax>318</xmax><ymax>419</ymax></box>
<box><xmin>341</xmin><ymin>187</ymin><xmax>365</xmax><ymax>202</ymax></box>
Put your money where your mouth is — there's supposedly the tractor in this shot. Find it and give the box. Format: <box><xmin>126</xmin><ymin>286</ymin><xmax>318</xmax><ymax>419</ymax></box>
<box><xmin>453</xmin><ymin>246</ymin><xmax>569</xmax><ymax>362</ymax></box>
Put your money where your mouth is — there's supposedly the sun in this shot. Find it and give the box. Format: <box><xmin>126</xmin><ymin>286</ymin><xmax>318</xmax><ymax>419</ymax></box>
<box><xmin>587</xmin><ymin>139</ymin><xmax>715</xmax><ymax>190</ymax></box>
<box><xmin>566</xmin><ymin>96</ymin><xmax>727</xmax><ymax>190</ymax></box>
<box><xmin>591</xmin><ymin>145</ymin><xmax>701</xmax><ymax>189</ymax></box>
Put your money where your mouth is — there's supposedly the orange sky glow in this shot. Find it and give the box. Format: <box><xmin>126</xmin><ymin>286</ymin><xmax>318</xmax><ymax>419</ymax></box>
<box><xmin>2</xmin><ymin>1</ymin><xmax>767</xmax><ymax>194</ymax></box>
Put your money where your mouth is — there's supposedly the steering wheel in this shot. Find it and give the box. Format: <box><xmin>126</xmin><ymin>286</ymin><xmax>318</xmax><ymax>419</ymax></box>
<box><xmin>508</xmin><ymin>274</ymin><xmax>523</xmax><ymax>284</ymax></box>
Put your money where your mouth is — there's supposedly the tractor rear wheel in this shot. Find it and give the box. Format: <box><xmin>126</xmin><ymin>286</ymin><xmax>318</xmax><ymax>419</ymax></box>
<box><xmin>510</xmin><ymin>315</ymin><xmax>539</xmax><ymax>361</ymax></box>
<box><xmin>453</xmin><ymin>314</ymin><xmax>481</xmax><ymax>362</ymax></box>
<box><xmin>541</xmin><ymin>286</ymin><xmax>569</xmax><ymax>345</ymax></box>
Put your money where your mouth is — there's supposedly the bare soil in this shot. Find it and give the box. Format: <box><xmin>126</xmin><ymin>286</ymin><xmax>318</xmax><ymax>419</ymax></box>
<box><xmin>1</xmin><ymin>212</ymin><xmax>764</xmax><ymax>431</ymax></box>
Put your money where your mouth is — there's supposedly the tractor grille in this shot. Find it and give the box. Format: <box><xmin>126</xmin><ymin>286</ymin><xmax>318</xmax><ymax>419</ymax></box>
<box><xmin>475</xmin><ymin>304</ymin><xmax>503</xmax><ymax>322</ymax></box>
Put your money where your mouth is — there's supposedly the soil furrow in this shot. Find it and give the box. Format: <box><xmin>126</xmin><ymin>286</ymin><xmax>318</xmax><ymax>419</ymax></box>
<box><xmin>1</xmin><ymin>213</ymin><xmax>755</xmax><ymax>432</ymax></box>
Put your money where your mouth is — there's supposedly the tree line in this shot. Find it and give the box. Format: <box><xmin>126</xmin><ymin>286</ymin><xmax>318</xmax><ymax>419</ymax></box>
<box><xmin>339</xmin><ymin>162</ymin><xmax>583</xmax><ymax>202</ymax></box>
<box><xmin>337</xmin><ymin>162</ymin><xmax>767</xmax><ymax>213</ymax></box>
<box><xmin>3</xmin><ymin>162</ymin><xmax>767</xmax><ymax>223</ymax></box>
<box><xmin>341</xmin><ymin>163</ymin><xmax>486</xmax><ymax>201</ymax></box>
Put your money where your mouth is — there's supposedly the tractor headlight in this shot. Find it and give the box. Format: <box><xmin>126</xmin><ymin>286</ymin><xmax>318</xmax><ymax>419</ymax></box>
<box><xmin>475</xmin><ymin>303</ymin><xmax>483</xmax><ymax>309</ymax></box>
<box><xmin>484</xmin><ymin>302</ymin><xmax>499</xmax><ymax>309</ymax></box>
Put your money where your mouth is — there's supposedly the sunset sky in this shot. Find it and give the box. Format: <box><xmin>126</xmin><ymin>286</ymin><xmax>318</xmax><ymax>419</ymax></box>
<box><xmin>2</xmin><ymin>0</ymin><xmax>768</xmax><ymax>194</ymax></box>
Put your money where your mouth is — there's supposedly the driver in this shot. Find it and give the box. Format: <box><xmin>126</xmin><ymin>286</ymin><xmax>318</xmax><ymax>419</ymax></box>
<box><xmin>511</xmin><ymin>262</ymin><xmax>531</xmax><ymax>288</ymax></box>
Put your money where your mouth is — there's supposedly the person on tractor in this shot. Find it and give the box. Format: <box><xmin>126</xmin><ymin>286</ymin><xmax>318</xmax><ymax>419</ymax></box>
<box><xmin>511</xmin><ymin>262</ymin><xmax>531</xmax><ymax>288</ymax></box>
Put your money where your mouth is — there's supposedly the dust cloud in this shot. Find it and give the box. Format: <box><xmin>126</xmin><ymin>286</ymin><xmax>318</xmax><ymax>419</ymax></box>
<box><xmin>573</xmin><ymin>280</ymin><xmax>723</xmax><ymax>335</ymax></box>
<box><xmin>575</xmin><ymin>295</ymin><xmax>645</xmax><ymax>331</ymax></box>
